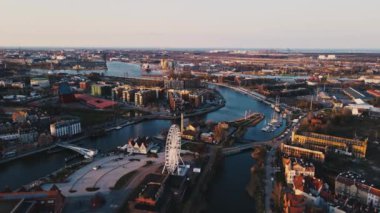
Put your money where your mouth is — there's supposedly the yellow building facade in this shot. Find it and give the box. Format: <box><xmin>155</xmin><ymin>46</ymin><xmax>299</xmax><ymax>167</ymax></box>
<box><xmin>291</xmin><ymin>131</ymin><xmax>367</xmax><ymax>158</ymax></box>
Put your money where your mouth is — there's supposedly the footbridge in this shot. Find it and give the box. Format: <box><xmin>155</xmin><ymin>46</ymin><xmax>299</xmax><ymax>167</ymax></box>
<box><xmin>208</xmin><ymin>83</ymin><xmax>272</xmax><ymax>105</ymax></box>
<box><xmin>222</xmin><ymin>140</ymin><xmax>274</xmax><ymax>155</ymax></box>
<box><xmin>57</xmin><ymin>143</ymin><xmax>98</xmax><ymax>159</ymax></box>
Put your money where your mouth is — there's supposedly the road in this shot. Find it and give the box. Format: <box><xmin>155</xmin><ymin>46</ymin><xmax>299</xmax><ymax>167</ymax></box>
<box><xmin>264</xmin><ymin>141</ymin><xmax>279</xmax><ymax>213</ymax></box>
<box><xmin>264</xmin><ymin>115</ymin><xmax>302</xmax><ymax>212</ymax></box>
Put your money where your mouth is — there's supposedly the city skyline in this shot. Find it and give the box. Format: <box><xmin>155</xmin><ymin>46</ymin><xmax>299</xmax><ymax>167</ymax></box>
<box><xmin>1</xmin><ymin>0</ymin><xmax>380</xmax><ymax>49</ymax></box>
<box><xmin>1</xmin><ymin>1</ymin><xmax>380</xmax><ymax>212</ymax></box>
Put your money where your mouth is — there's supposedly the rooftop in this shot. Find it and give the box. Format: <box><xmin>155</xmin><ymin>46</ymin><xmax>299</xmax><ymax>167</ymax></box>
<box><xmin>75</xmin><ymin>94</ymin><xmax>117</xmax><ymax>109</ymax></box>
<box><xmin>336</xmin><ymin>171</ymin><xmax>380</xmax><ymax>195</ymax></box>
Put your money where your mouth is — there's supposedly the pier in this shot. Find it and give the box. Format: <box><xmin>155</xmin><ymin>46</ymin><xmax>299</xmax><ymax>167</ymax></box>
<box><xmin>228</xmin><ymin>111</ymin><xmax>264</xmax><ymax>127</ymax></box>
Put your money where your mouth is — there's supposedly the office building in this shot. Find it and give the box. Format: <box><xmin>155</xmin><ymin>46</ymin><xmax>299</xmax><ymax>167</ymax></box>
<box><xmin>168</xmin><ymin>91</ymin><xmax>183</xmax><ymax>111</ymax></box>
<box><xmin>165</xmin><ymin>79</ymin><xmax>184</xmax><ymax>90</ymax></box>
<box><xmin>50</xmin><ymin>119</ymin><xmax>81</xmax><ymax>138</ymax></box>
<box><xmin>79</xmin><ymin>81</ymin><xmax>89</xmax><ymax>90</ymax></box>
<box><xmin>122</xmin><ymin>89</ymin><xmax>138</xmax><ymax>103</ymax></box>
<box><xmin>189</xmin><ymin>93</ymin><xmax>202</xmax><ymax>108</ymax></box>
<box><xmin>135</xmin><ymin>89</ymin><xmax>160</xmax><ymax>106</ymax></box>
<box><xmin>91</xmin><ymin>84</ymin><xmax>112</xmax><ymax>97</ymax></box>
<box><xmin>164</xmin><ymin>79</ymin><xmax>201</xmax><ymax>90</ymax></box>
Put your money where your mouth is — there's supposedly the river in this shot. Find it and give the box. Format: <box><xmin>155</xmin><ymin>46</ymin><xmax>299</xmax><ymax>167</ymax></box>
<box><xmin>31</xmin><ymin>61</ymin><xmax>163</xmax><ymax>77</ymax></box>
<box><xmin>1</xmin><ymin>62</ymin><xmax>285</xmax><ymax>212</ymax></box>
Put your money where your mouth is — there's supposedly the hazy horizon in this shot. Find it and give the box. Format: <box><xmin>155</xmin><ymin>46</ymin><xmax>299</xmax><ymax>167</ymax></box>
<box><xmin>3</xmin><ymin>46</ymin><xmax>380</xmax><ymax>53</ymax></box>
<box><xmin>1</xmin><ymin>0</ymin><xmax>380</xmax><ymax>49</ymax></box>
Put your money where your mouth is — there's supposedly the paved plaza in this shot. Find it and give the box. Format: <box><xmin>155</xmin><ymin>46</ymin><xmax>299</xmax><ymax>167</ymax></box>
<box><xmin>43</xmin><ymin>153</ymin><xmax>164</xmax><ymax>197</ymax></box>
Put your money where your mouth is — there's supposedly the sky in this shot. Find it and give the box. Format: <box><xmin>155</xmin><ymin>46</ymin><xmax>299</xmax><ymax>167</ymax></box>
<box><xmin>1</xmin><ymin>0</ymin><xmax>380</xmax><ymax>49</ymax></box>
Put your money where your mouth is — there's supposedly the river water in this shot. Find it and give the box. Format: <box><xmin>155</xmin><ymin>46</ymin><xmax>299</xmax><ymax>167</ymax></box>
<box><xmin>31</xmin><ymin>61</ymin><xmax>162</xmax><ymax>77</ymax></box>
<box><xmin>1</xmin><ymin>62</ymin><xmax>285</xmax><ymax>212</ymax></box>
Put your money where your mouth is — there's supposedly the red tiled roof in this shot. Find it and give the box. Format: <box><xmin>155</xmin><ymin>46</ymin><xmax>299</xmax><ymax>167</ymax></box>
<box><xmin>283</xmin><ymin>157</ymin><xmax>291</xmax><ymax>166</ymax></box>
<box><xmin>310</xmin><ymin>177</ymin><xmax>323</xmax><ymax>191</ymax></box>
<box><xmin>320</xmin><ymin>190</ymin><xmax>334</xmax><ymax>202</ymax></box>
<box><xmin>289</xmin><ymin>206</ymin><xmax>305</xmax><ymax>213</ymax></box>
<box><xmin>128</xmin><ymin>137</ymin><xmax>150</xmax><ymax>147</ymax></box>
<box><xmin>367</xmin><ymin>89</ymin><xmax>380</xmax><ymax>97</ymax></box>
<box><xmin>74</xmin><ymin>94</ymin><xmax>117</xmax><ymax>109</ymax></box>
<box><xmin>293</xmin><ymin>175</ymin><xmax>304</xmax><ymax>191</ymax></box>
<box><xmin>370</xmin><ymin>188</ymin><xmax>380</xmax><ymax>197</ymax></box>
<box><xmin>0</xmin><ymin>190</ymin><xmax>62</xmax><ymax>200</ymax></box>
<box><xmin>286</xmin><ymin>193</ymin><xmax>306</xmax><ymax>206</ymax></box>
<box><xmin>336</xmin><ymin>174</ymin><xmax>380</xmax><ymax>196</ymax></box>
<box><xmin>336</xmin><ymin>176</ymin><xmax>355</xmax><ymax>186</ymax></box>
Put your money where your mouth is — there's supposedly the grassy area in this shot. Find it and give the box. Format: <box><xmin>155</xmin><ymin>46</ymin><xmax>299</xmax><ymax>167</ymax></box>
<box><xmin>319</xmin><ymin>152</ymin><xmax>380</xmax><ymax>187</ymax></box>
<box><xmin>110</xmin><ymin>171</ymin><xmax>137</xmax><ymax>190</ymax></box>
<box><xmin>182</xmin><ymin>143</ymin><xmax>207</xmax><ymax>153</ymax></box>
<box><xmin>64</xmin><ymin>109</ymin><xmax>115</xmax><ymax>127</ymax></box>
<box><xmin>40</xmin><ymin>103</ymin><xmax>144</xmax><ymax>127</ymax></box>
<box><xmin>40</xmin><ymin>104</ymin><xmax>116</xmax><ymax>127</ymax></box>
<box><xmin>299</xmin><ymin>110</ymin><xmax>380</xmax><ymax>140</ymax></box>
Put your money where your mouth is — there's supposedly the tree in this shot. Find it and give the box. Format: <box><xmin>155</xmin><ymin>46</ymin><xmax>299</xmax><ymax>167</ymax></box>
<box><xmin>272</xmin><ymin>182</ymin><xmax>283</xmax><ymax>212</ymax></box>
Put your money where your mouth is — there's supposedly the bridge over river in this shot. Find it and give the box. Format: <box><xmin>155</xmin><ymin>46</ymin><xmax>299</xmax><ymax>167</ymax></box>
<box><xmin>221</xmin><ymin>140</ymin><xmax>275</xmax><ymax>155</ymax></box>
<box><xmin>56</xmin><ymin>143</ymin><xmax>98</xmax><ymax>159</ymax></box>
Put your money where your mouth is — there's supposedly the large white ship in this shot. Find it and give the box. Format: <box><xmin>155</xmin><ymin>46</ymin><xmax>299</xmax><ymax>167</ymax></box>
<box><xmin>141</xmin><ymin>63</ymin><xmax>152</xmax><ymax>72</ymax></box>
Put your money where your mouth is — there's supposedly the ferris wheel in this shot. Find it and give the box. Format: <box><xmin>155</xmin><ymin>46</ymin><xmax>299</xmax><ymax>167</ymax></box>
<box><xmin>162</xmin><ymin>124</ymin><xmax>184</xmax><ymax>175</ymax></box>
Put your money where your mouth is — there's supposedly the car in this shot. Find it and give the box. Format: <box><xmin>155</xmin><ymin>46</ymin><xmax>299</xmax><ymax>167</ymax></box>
<box><xmin>110</xmin><ymin>204</ymin><xmax>119</xmax><ymax>208</ymax></box>
<box><xmin>93</xmin><ymin>165</ymin><xmax>101</xmax><ymax>170</ymax></box>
